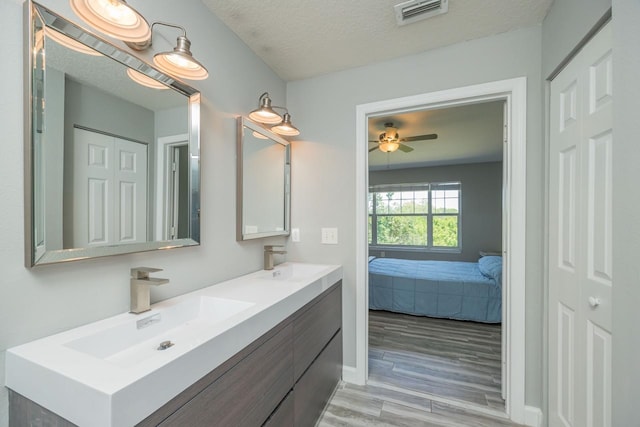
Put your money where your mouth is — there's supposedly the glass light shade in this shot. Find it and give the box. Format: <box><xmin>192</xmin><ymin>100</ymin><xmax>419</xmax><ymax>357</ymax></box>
<box><xmin>126</xmin><ymin>68</ymin><xmax>168</xmax><ymax>90</ymax></box>
<box><xmin>271</xmin><ymin>113</ymin><xmax>300</xmax><ymax>136</ymax></box>
<box><xmin>379</xmin><ymin>141</ymin><xmax>400</xmax><ymax>153</ymax></box>
<box><xmin>70</xmin><ymin>0</ymin><xmax>151</xmax><ymax>43</ymax></box>
<box><xmin>153</xmin><ymin>36</ymin><xmax>209</xmax><ymax>80</ymax></box>
<box><xmin>45</xmin><ymin>28</ymin><xmax>103</xmax><ymax>56</ymax></box>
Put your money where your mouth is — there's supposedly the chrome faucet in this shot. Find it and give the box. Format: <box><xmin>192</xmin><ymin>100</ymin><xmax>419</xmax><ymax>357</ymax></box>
<box><xmin>130</xmin><ymin>267</ymin><xmax>169</xmax><ymax>314</ymax></box>
<box><xmin>264</xmin><ymin>245</ymin><xmax>287</xmax><ymax>270</ymax></box>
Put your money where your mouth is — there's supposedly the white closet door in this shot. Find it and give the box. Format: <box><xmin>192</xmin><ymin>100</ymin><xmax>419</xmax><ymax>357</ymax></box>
<box><xmin>549</xmin><ymin>23</ymin><xmax>612</xmax><ymax>427</ymax></box>
<box><xmin>72</xmin><ymin>128</ymin><xmax>147</xmax><ymax>247</ymax></box>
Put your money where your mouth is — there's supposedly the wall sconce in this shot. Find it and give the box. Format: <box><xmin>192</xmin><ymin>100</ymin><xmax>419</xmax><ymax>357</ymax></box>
<box><xmin>70</xmin><ymin>1</ymin><xmax>208</xmax><ymax>81</ymax></box>
<box><xmin>126</xmin><ymin>68</ymin><xmax>168</xmax><ymax>90</ymax></box>
<box><xmin>249</xmin><ymin>92</ymin><xmax>300</xmax><ymax>136</ymax></box>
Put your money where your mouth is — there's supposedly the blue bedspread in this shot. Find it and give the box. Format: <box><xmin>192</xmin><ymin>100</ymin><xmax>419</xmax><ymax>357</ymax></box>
<box><xmin>369</xmin><ymin>256</ymin><xmax>502</xmax><ymax>323</ymax></box>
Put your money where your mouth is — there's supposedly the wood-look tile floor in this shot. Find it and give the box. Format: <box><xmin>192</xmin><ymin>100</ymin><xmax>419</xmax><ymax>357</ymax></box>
<box><xmin>318</xmin><ymin>311</ymin><xmax>521</xmax><ymax>427</ymax></box>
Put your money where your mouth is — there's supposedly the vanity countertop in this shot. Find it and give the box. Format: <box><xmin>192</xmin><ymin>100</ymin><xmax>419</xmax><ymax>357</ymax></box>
<box><xmin>5</xmin><ymin>262</ymin><xmax>342</xmax><ymax>427</ymax></box>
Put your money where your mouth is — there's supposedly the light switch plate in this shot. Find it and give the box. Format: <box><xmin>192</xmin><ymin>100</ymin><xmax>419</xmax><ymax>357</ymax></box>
<box><xmin>291</xmin><ymin>228</ymin><xmax>300</xmax><ymax>242</ymax></box>
<box><xmin>321</xmin><ymin>228</ymin><xmax>338</xmax><ymax>244</ymax></box>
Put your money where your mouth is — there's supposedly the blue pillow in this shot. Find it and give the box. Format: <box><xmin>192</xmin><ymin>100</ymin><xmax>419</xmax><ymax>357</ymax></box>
<box><xmin>478</xmin><ymin>256</ymin><xmax>502</xmax><ymax>284</ymax></box>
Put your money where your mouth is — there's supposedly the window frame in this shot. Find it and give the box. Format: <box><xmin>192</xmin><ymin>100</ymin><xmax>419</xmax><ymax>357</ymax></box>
<box><xmin>368</xmin><ymin>182</ymin><xmax>461</xmax><ymax>252</ymax></box>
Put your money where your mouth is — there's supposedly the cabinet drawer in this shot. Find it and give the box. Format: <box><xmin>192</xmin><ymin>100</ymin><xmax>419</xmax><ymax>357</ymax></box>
<box><xmin>294</xmin><ymin>330</ymin><xmax>342</xmax><ymax>427</ymax></box>
<box><xmin>159</xmin><ymin>324</ymin><xmax>293</xmax><ymax>427</ymax></box>
<box><xmin>293</xmin><ymin>282</ymin><xmax>342</xmax><ymax>380</ymax></box>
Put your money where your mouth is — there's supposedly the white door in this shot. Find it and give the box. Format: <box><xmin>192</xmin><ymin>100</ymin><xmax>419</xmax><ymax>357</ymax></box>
<box><xmin>73</xmin><ymin>128</ymin><xmax>148</xmax><ymax>247</ymax></box>
<box><xmin>549</xmin><ymin>23</ymin><xmax>612</xmax><ymax>427</ymax></box>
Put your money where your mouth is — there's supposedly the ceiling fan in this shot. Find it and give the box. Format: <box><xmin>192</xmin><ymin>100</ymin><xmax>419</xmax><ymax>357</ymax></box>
<box><xmin>369</xmin><ymin>122</ymin><xmax>438</xmax><ymax>153</ymax></box>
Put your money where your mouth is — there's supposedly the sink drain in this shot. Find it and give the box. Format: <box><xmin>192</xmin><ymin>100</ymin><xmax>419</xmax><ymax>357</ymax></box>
<box><xmin>157</xmin><ymin>340</ymin><xmax>174</xmax><ymax>350</ymax></box>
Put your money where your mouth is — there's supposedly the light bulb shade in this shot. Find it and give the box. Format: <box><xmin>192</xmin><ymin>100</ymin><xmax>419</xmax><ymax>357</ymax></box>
<box><xmin>249</xmin><ymin>93</ymin><xmax>282</xmax><ymax>124</ymax></box>
<box><xmin>45</xmin><ymin>28</ymin><xmax>103</xmax><ymax>56</ymax></box>
<box><xmin>271</xmin><ymin>113</ymin><xmax>300</xmax><ymax>136</ymax></box>
<box><xmin>379</xmin><ymin>141</ymin><xmax>400</xmax><ymax>153</ymax></box>
<box><xmin>70</xmin><ymin>0</ymin><xmax>151</xmax><ymax>43</ymax></box>
<box><xmin>153</xmin><ymin>36</ymin><xmax>208</xmax><ymax>80</ymax></box>
<box><xmin>126</xmin><ymin>68</ymin><xmax>168</xmax><ymax>90</ymax></box>
<box><xmin>252</xmin><ymin>131</ymin><xmax>269</xmax><ymax>140</ymax></box>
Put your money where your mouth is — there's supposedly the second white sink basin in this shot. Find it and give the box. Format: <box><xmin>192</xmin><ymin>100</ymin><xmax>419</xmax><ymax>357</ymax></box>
<box><xmin>66</xmin><ymin>296</ymin><xmax>254</xmax><ymax>367</ymax></box>
<box><xmin>261</xmin><ymin>263</ymin><xmax>331</xmax><ymax>282</ymax></box>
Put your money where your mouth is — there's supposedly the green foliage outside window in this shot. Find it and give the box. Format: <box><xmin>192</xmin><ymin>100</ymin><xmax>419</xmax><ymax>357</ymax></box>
<box><xmin>369</xmin><ymin>183</ymin><xmax>460</xmax><ymax>249</ymax></box>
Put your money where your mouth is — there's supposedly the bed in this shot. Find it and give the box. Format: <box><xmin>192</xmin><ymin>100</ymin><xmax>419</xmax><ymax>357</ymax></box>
<box><xmin>368</xmin><ymin>256</ymin><xmax>502</xmax><ymax>323</ymax></box>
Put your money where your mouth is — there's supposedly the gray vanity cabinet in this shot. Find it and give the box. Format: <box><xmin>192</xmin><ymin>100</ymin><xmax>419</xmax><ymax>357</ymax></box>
<box><xmin>8</xmin><ymin>281</ymin><xmax>342</xmax><ymax>427</ymax></box>
<box><xmin>144</xmin><ymin>279</ymin><xmax>342</xmax><ymax>427</ymax></box>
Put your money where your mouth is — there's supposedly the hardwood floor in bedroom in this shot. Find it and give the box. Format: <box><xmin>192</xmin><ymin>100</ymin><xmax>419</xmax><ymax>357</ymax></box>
<box><xmin>369</xmin><ymin>310</ymin><xmax>505</xmax><ymax>411</ymax></box>
<box><xmin>318</xmin><ymin>310</ymin><xmax>519</xmax><ymax>427</ymax></box>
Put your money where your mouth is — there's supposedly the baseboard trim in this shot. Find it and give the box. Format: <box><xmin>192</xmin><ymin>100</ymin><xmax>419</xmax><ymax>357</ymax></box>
<box><xmin>341</xmin><ymin>365</ymin><xmax>362</xmax><ymax>385</ymax></box>
<box><xmin>524</xmin><ymin>406</ymin><xmax>543</xmax><ymax>427</ymax></box>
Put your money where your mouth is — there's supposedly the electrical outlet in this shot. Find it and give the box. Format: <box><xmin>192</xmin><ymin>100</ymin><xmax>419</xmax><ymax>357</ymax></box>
<box><xmin>291</xmin><ymin>228</ymin><xmax>300</xmax><ymax>242</ymax></box>
<box><xmin>321</xmin><ymin>228</ymin><xmax>338</xmax><ymax>244</ymax></box>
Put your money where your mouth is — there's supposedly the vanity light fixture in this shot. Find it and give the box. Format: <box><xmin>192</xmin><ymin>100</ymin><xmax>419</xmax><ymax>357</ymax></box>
<box><xmin>271</xmin><ymin>112</ymin><xmax>300</xmax><ymax>136</ymax></box>
<box><xmin>127</xmin><ymin>22</ymin><xmax>209</xmax><ymax>81</ymax></box>
<box><xmin>69</xmin><ymin>1</ymin><xmax>208</xmax><ymax>80</ymax></box>
<box><xmin>70</xmin><ymin>0</ymin><xmax>150</xmax><ymax>43</ymax></box>
<box><xmin>249</xmin><ymin>92</ymin><xmax>301</xmax><ymax>136</ymax></box>
<box><xmin>126</xmin><ymin>68</ymin><xmax>168</xmax><ymax>90</ymax></box>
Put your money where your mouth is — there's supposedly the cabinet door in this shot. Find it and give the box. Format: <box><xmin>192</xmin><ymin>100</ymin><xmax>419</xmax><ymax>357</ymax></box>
<box><xmin>263</xmin><ymin>392</ymin><xmax>294</xmax><ymax>427</ymax></box>
<box><xmin>294</xmin><ymin>330</ymin><xmax>342</xmax><ymax>426</ymax></box>
<box><xmin>293</xmin><ymin>282</ymin><xmax>342</xmax><ymax>381</ymax></box>
<box><xmin>159</xmin><ymin>324</ymin><xmax>293</xmax><ymax>427</ymax></box>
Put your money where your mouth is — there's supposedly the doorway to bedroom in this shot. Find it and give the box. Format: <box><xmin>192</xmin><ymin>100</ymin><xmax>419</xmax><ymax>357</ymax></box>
<box><xmin>353</xmin><ymin>78</ymin><xmax>528</xmax><ymax>423</ymax></box>
<box><xmin>367</xmin><ymin>100</ymin><xmax>506</xmax><ymax>414</ymax></box>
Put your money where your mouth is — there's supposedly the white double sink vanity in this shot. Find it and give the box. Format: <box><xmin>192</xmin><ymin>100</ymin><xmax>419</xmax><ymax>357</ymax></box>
<box><xmin>6</xmin><ymin>263</ymin><xmax>343</xmax><ymax>427</ymax></box>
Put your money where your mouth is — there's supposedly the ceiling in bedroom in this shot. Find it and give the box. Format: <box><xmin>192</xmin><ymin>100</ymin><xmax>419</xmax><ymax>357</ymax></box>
<box><xmin>202</xmin><ymin>0</ymin><xmax>553</xmax><ymax>81</ymax></box>
<box><xmin>368</xmin><ymin>100</ymin><xmax>504</xmax><ymax>171</ymax></box>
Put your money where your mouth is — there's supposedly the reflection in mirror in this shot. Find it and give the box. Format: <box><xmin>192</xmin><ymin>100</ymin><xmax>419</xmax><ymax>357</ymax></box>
<box><xmin>237</xmin><ymin>117</ymin><xmax>290</xmax><ymax>241</ymax></box>
<box><xmin>25</xmin><ymin>2</ymin><xmax>201</xmax><ymax>267</ymax></box>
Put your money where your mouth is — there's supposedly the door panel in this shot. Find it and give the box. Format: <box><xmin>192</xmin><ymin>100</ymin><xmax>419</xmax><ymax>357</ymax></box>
<box><xmin>549</xmin><ymin>22</ymin><xmax>612</xmax><ymax>427</ymax></box>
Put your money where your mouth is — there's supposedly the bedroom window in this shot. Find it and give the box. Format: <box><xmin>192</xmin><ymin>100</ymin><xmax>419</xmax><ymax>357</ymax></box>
<box><xmin>368</xmin><ymin>182</ymin><xmax>460</xmax><ymax>250</ymax></box>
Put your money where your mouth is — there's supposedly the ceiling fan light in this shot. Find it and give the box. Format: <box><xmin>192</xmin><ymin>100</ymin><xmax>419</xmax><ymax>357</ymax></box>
<box><xmin>271</xmin><ymin>113</ymin><xmax>300</xmax><ymax>136</ymax></box>
<box><xmin>70</xmin><ymin>0</ymin><xmax>151</xmax><ymax>43</ymax></box>
<box><xmin>249</xmin><ymin>93</ymin><xmax>282</xmax><ymax>124</ymax></box>
<box><xmin>379</xmin><ymin>141</ymin><xmax>400</xmax><ymax>153</ymax></box>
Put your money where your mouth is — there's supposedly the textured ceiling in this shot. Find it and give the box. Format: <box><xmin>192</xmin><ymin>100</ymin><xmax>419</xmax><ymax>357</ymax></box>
<box><xmin>202</xmin><ymin>0</ymin><xmax>553</xmax><ymax>81</ymax></box>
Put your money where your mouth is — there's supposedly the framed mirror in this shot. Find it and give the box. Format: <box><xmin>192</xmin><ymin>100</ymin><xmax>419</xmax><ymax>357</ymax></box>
<box><xmin>25</xmin><ymin>1</ymin><xmax>201</xmax><ymax>267</ymax></box>
<box><xmin>236</xmin><ymin>117</ymin><xmax>291</xmax><ymax>241</ymax></box>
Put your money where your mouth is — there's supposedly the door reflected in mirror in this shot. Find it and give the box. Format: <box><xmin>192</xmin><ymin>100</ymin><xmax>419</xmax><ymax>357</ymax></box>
<box><xmin>237</xmin><ymin>117</ymin><xmax>290</xmax><ymax>241</ymax></box>
<box><xmin>25</xmin><ymin>2</ymin><xmax>201</xmax><ymax>266</ymax></box>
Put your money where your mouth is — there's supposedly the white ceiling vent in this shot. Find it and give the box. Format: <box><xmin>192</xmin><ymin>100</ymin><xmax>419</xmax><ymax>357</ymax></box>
<box><xmin>394</xmin><ymin>0</ymin><xmax>449</xmax><ymax>26</ymax></box>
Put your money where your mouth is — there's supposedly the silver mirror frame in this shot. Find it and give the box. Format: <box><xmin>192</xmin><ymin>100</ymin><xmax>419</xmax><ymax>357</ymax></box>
<box><xmin>236</xmin><ymin>117</ymin><xmax>291</xmax><ymax>241</ymax></box>
<box><xmin>24</xmin><ymin>1</ymin><xmax>202</xmax><ymax>267</ymax></box>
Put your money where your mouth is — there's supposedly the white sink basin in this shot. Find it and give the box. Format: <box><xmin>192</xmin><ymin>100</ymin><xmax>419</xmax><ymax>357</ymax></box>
<box><xmin>5</xmin><ymin>262</ymin><xmax>342</xmax><ymax>427</ymax></box>
<box><xmin>66</xmin><ymin>296</ymin><xmax>254</xmax><ymax>367</ymax></box>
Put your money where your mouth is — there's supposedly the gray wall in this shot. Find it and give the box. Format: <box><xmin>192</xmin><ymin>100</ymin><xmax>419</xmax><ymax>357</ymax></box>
<box><xmin>369</xmin><ymin>162</ymin><xmax>503</xmax><ymax>262</ymax></box>
<box><xmin>286</xmin><ymin>26</ymin><xmax>544</xmax><ymax>408</ymax></box>
<box><xmin>0</xmin><ymin>0</ymin><xmax>285</xmax><ymax>423</ymax></box>
<box><xmin>542</xmin><ymin>0</ymin><xmax>611</xmax><ymax>78</ymax></box>
<box><xmin>611</xmin><ymin>0</ymin><xmax>640</xmax><ymax>424</ymax></box>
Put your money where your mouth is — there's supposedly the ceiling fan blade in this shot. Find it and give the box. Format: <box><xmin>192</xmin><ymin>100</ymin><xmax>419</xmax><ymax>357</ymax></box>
<box><xmin>369</xmin><ymin>146</ymin><xmax>379</xmax><ymax>152</ymax></box>
<box><xmin>397</xmin><ymin>143</ymin><xmax>414</xmax><ymax>153</ymax></box>
<box><xmin>400</xmin><ymin>133</ymin><xmax>438</xmax><ymax>142</ymax></box>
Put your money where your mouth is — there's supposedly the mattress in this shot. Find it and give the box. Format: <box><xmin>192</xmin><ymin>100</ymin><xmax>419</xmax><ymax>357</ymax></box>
<box><xmin>368</xmin><ymin>256</ymin><xmax>502</xmax><ymax>323</ymax></box>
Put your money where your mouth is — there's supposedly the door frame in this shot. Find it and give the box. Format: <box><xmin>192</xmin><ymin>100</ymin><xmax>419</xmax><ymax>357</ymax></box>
<box><xmin>155</xmin><ymin>133</ymin><xmax>189</xmax><ymax>240</ymax></box>
<box><xmin>352</xmin><ymin>77</ymin><xmax>528</xmax><ymax>423</ymax></box>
